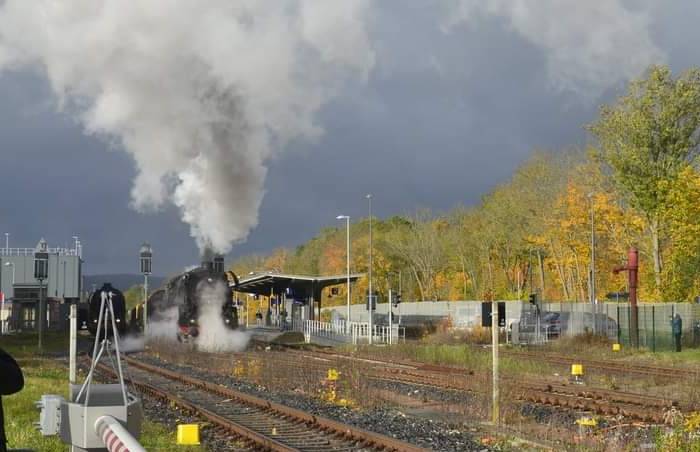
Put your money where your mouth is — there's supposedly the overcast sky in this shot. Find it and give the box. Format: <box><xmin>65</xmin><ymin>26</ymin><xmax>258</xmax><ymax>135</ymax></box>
<box><xmin>0</xmin><ymin>1</ymin><xmax>698</xmax><ymax>276</ymax></box>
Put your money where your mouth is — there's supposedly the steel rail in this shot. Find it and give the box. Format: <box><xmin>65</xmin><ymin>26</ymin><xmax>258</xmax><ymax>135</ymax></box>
<box><xmin>100</xmin><ymin>356</ymin><xmax>426</xmax><ymax>452</ymax></box>
<box><xmin>502</xmin><ymin>350</ymin><xmax>700</xmax><ymax>380</ymax></box>
<box><xmin>95</xmin><ymin>361</ymin><xmax>295</xmax><ymax>451</ymax></box>
<box><xmin>264</xmin><ymin>349</ymin><xmax>675</xmax><ymax>423</ymax></box>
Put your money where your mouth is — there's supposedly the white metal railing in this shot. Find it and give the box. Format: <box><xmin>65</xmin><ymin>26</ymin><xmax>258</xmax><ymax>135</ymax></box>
<box><xmin>0</xmin><ymin>247</ymin><xmax>80</xmax><ymax>257</ymax></box>
<box><xmin>303</xmin><ymin>320</ymin><xmax>405</xmax><ymax>345</ymax></box>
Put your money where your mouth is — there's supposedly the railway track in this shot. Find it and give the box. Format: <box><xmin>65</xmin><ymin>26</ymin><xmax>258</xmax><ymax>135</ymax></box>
<box><xmin>271</xmin><ymin>349</ymin><xmax>679</xmax><ymax>423</ymax></box>
<box><xmin>96</xmin><ymin>355</ymin><xmax>426</xmax><ymax>452</ymax></box>
<box><xmin>502</xmin><ymin>349</ymin><xmax>700</xmax><ymax>380</ymax></box>
<box><xmin>374</xmin><ymin>367</ymin><xmax>674</xmax><ymax>423</ymax></box>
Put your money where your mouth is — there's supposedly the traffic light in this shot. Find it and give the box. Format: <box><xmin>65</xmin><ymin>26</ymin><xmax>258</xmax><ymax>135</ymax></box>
<box><xmin>528</xmin><ymin>293</ymin><xmax>537</xmax><ymax>305</ymax></box>
<box><xmin>392</xmin><ymin>293</ymin><xmax>402</xmax><ymax>307</ymax></box>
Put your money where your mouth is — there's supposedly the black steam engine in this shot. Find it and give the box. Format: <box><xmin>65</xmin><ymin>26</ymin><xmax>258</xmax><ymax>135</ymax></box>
<box><xmin>128</xmin><ymin>252</ymin><xmax>240</xmax><ymax>340</ymax></box>
<box><xmin>87</xmin><ymin>283</ymin><xmax>128</xmax><ymax>336</ymax></box>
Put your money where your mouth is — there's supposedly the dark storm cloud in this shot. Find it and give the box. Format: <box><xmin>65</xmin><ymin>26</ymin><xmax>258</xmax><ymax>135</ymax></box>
<box><xmin>1</xmin><ymin>2</ymin><xmax>698</xmax><ymax>275</ymax></box>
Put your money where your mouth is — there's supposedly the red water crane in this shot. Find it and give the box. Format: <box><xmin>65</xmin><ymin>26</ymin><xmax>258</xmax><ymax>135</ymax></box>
<box><xmin>613</xmin><ymin>248</ymin><xmax>639</xmax><ymax>348</ymax></box>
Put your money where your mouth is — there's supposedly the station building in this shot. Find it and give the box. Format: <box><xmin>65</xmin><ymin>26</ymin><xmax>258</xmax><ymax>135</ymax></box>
<box><xmin>0</xmin><ymin>238</ymin><xmax>83</xmax><ymax>332</ymax></box>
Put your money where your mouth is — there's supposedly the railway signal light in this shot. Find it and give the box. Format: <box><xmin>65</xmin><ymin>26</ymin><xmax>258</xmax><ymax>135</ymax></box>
<box><xmin>481</xmin><ymin>301</ymin><xmax>506</xmax><ymax>328</ymax></box>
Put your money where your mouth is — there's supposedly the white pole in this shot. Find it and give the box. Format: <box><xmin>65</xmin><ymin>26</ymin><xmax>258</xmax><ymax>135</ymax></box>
<box><xmin>388</xmin><ymin>289</ymin><xmax>392</xmax><ymax>345</ymax></box>
<box><xmin>491</xmin><ymin>298</ymin><xmax>499</xmax><ymax>424</ymax></box>
<box><xmin>590</xmin><ymin>194</ymin><xmax>597</xmax><ymax>334</ymax></box>
<box><xmin>346</xmin><ymin>216</ymin><xmax>351</xmax><ymax>326</ymax></box>
<box><xmin>69</xmin><ymin>303</ymin><xmax>77</xmax><ymax>385</ymax></box>
<box><xmin>4</xmin><ymin>233</ymin><xmax>8</xmax><ymax>253</ymax></box>
<box><xmin>367</xmin><ymin>194</ymin><xmax>373</xmax><ymax>345</ymax></box>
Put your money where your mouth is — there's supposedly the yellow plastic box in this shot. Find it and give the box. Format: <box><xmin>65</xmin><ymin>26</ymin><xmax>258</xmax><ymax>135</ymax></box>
<box><xmin>612</xmin><ymin>343</ymin><xmax>621</xmax><ymax>352</ymax></box>
<box><xmin>177</xmin><ymin>424</ymin><xmax>200</xmax><ymax>446</ymax></box>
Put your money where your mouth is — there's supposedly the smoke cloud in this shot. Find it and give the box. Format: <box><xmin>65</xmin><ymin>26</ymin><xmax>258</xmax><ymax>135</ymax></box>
<box><xmin>443</xmin><ymin>0</ymin><xmax>664</xmax><ymax>97</ymax></box>
<box><xmin>196</xmin><ymin>280</ymin><xmax>250</xmax><ymax>352</ymax></box>
<box><xmin>0</xmin><ymin>1</ymin><xmax>374</xmax><ymax>253</ymax></box>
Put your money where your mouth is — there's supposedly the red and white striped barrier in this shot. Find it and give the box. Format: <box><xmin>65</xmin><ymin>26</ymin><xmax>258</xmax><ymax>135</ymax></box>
<box><xmin>94</xmin><ymin>415</ymin><xmax>146</xmax><ymax>452</ymax></box>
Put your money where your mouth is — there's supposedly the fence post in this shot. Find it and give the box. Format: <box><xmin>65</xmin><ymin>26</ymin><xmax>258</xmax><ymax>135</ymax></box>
<box><xmin>617</xmin><ymin>305</ymin><xmax>621</xmax><ymax>344</ymax></box>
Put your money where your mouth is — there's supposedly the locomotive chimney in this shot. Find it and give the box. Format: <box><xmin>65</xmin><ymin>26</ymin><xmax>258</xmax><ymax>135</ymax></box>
<box><xmin>201</xmin><ymin>247</ymin><xmax>214</xmax><ymax>271</ymax></box>
<box><xmin>213</xmin><ymin>254</ymin><xmax>225</xmax><ymax>274</ymax></box>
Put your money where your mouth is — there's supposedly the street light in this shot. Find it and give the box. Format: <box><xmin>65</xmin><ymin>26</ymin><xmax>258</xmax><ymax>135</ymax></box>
<box><xmin>34</xmin><ymin>238</ymin><xmax>49</xmax><ymax>352</ymax></box>
<box><xmin>336</xmin><ymin>215</ymin><xmax>351</xmax><ymax>328</ymax></box>
<box><xmin>140</xmin><ymin>243</ymin><xmax>153</xmax><ymax>337</ymax></box>
<box><xmin>588</xmin><ymin>192</ymin><xmax>597</xmax><ymax>334</ymax></box>
<box><xmin>366</xmin><ymin>194</ymin><xmax>373</xmax><ymax>345</ymax></box>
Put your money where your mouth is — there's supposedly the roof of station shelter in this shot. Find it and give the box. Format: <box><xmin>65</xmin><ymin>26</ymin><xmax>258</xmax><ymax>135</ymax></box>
<box><xmin>231</xmin><ymin>272</ymin><xmax>364</xmax><ymax>297</ymax></box>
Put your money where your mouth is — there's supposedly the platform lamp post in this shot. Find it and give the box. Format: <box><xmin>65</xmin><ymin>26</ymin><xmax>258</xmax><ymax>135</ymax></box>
<box><xmin>336</xmin><ymin>215</ymin><xmax>351</xmax><ymax>330</ymax></box>
<box><xmin>140</xmin><ymin>243</ymin><xmax>152</xmax><ymax>338</ymax></box>
<box><xmin>34</xmin><ymin>238</ymin><xmax>49</xmax><ymax>352</ymax></box>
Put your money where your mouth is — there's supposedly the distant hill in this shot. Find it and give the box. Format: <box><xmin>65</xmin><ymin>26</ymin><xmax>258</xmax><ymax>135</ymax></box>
<box><xmin>84</xmin><ymin>274</ymin><xmax>166</xmax><ymax>292</ymax></box>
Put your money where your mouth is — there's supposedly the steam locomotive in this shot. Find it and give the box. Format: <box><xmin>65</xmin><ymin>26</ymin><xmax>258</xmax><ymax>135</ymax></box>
<box><xmin>87</xmin><ymin>283</ymin><xmax>128</xmax><ymax>336</ymax></box>
<box><xmin>128</xmin><ymin>252</ymin><xmax>240</xmax><ymax>340</ymax></box>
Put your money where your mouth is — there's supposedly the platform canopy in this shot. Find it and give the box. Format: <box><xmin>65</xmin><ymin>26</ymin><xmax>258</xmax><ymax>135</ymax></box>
<box><xmin>231</xmin><ymin>272</ymin><xmax>363</xmax><ymax>297</ymax></box>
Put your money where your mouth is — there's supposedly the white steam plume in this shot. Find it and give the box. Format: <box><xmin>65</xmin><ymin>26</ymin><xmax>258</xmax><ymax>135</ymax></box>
<box><xmin>444</xmin><ymin>0</ymin><xmax>664</xmax><ymax>97</ymax></box>
<box><xmin>0</xmin><ymin>1</ymin><xmax>374</xmax><ymax>253</ymax></box>
<box><xmin>196</xmin><ymin>281</ymin><xmax>250</xmax><ymax>353</ymax></box>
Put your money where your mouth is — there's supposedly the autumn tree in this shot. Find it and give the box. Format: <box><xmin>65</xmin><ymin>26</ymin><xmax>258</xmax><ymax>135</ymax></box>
<box><xmin>385</xmin><ymin>211</ymin><xmax>449</xmax><ymax>301</ymax></box>
<box><xmin>589</xmin><ymin>65</ymin><xmax>700</xmax><ymax>292</ymax></box>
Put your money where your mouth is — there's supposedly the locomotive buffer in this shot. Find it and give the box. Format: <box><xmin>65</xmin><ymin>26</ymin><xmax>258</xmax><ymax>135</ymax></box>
<box><xmin>36</xmin><ymin>288</ymin><xmax>144</xmax><ymax>451</ymax></box>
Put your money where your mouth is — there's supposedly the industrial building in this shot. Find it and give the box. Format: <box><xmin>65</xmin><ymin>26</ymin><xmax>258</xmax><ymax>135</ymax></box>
<box><xmin>0</xmin><ymin>237</ymin><xmax>83</xmax><ymax>332</ymax></box>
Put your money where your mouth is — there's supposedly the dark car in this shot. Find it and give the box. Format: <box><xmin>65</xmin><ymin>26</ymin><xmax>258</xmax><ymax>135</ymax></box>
<box><xmin>517</xmin><ymin>310</ymin><xmax>561</xmax><ymax>338</ymax></box>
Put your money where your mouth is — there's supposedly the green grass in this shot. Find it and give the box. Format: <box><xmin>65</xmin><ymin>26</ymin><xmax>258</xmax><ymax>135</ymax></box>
<box><xmin>354</xmin><ymin>343</ymin><xmax>551</xmax><ymax>376</ymax></box>
<box><xmin>2</xmin><ymin>333</ymin><xmax>205</xmax><ymax>451</ymax></box>
<box><xmin>0</xmin><ymin>331</ymin><xmax>71</xmax><ymax>357</ymax></box>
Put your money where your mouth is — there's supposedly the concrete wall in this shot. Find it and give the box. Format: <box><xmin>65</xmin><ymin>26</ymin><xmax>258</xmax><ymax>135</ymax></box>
<box><xmin>323</xmin><ymin>300</ymin><xmax>700</xmax><ymax>337</ymax></box>
<box><xmin>323</xmin><ymin>300</ymin><xmax>524</xmax><ymax>327</ymax></box>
